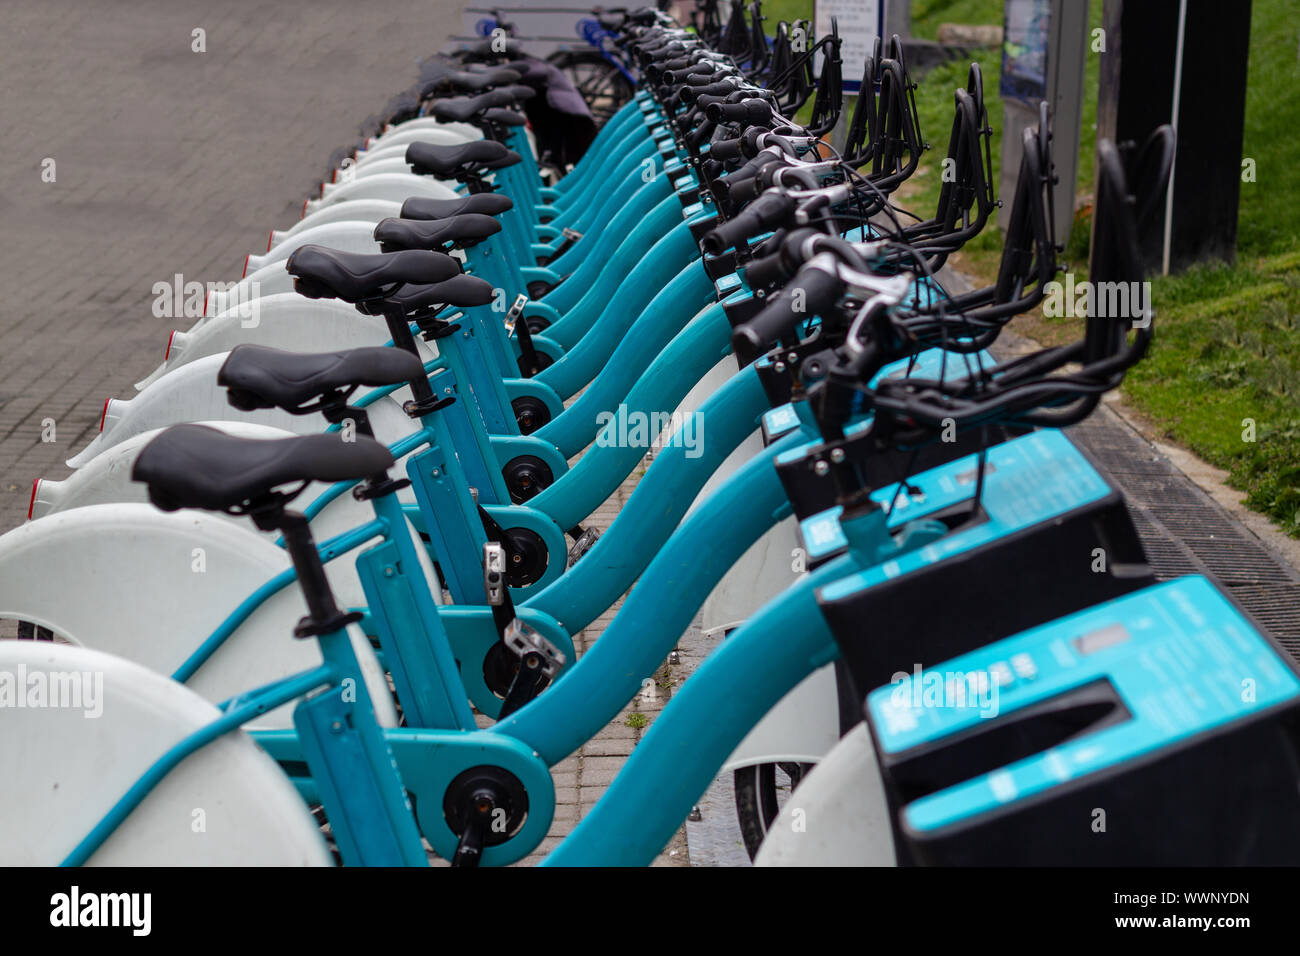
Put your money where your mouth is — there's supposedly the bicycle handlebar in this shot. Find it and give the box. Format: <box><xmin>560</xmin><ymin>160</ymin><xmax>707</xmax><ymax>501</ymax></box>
<box><xmin>706</xmin><ymin>98</ymin><xmax>772</xmax><ymax>126</ymax></box>
<box><xmin>699</xmin><ymin>191</ymin><xmax>797</xmax><ymax>255</ymax></box>
<box><xmin>731</xmin><ymin>261</ymin><xmax>844</xmax><ymax>365</ymax></box>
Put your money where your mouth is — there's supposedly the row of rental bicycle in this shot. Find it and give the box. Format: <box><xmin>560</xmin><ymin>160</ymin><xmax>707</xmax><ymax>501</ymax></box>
<box><xmin>5</xmin><ymin>4</ymin><xmax>1299</xmax><ymax>867</ymax></box>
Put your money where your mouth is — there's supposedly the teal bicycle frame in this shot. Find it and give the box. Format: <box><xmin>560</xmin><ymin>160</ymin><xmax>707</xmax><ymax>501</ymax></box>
<box><xmin>71</xmin><ymin>405</ymin><xmax>1033</xmax><ymax>866</ymax></box>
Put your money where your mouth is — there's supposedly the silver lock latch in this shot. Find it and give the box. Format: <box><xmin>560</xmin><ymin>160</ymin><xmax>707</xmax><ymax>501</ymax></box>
<box><xmin>503</xmin><ymin>293</ymin><xmax>529</xmax><ymax>333</ymax></box>
<box><xmin>484</xmin><ymin>541</ymin><xmax>507</xmax><ymax>606</ymax></box>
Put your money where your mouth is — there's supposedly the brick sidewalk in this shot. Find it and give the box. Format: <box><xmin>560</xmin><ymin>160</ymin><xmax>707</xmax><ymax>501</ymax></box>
<box><xmin>514</xmin><ymin>459</ymin><xmax>691</xmax><ymax>866</ymax></box>
<box><xmin>0</xmin><ymin>0</ymin><xmax>455</xmax><ymax>530</ymax></box>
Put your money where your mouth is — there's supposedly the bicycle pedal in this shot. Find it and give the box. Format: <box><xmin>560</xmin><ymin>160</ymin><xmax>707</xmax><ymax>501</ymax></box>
<box><xmin>503</xmin><ymin>618</ymin><xmax>565</xmax><ymax>677</ymax></box>
<box><xmin>499</xmin><ymin>622</ymin><xmax>565</xmax><ymax>717</ymax></box>
<box><xmin>567</xmin><ymin>527</ymin><xmax>600</xmax><ymax>567</ymax></box>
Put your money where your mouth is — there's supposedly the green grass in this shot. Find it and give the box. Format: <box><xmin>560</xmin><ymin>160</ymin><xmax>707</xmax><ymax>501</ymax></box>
<box><xmin>758</xmin><ymin>1</ymin><xmax>1300</xmax><ymax>536</ymax></box>
<box><xmin>759</xmin><ymin>0</ymin><xmax>812</xmax><ymax>27</ymax></box>
<box><xmin>1127</xmin><ymin>252</ymin><xmax>1300</xmax><ymax>533</ymax></box>
<box><xmin>1237</xmin><ymin>7</ymin><xmax>1300</xmax><ymax>259</ymax></box>
<box><xmin>1099</xmin><ymin>1</ymin><xmax>1300</xmax><ymax>536</ymax></box>
<box><xmin>909</xmin><ymin>0</ymin><xmax>1006</xmax><ymax>41</ymax></box>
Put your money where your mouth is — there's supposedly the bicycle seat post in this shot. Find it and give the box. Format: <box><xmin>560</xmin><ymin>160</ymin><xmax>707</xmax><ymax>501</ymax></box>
<box><xmin>249</xmin><ymin>496</ymin><xmax>362</xmax><ymax>641</ymax></box>
<box><xmin>368</xmin><ymin>297</ymin><xmax>445</xmax><ymax>416</ymax></box>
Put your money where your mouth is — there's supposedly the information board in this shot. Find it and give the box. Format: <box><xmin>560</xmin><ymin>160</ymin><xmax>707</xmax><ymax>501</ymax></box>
<box><xmin>813</xmin><ymin>0</ymin><xmax>884</xmax><ymax>94</ymax></box>
<box><xmin>1000</xmin><ymin>0</ymin><xmax>1051</xmax><ymax>102</ymax></box>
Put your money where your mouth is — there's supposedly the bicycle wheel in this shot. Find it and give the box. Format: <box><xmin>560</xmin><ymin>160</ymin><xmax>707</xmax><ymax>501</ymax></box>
<box><xmin>15</xmin><ymin>619</ymin><xmax>56</xmax><ymax>641</ymax></box>
<box><xmin>547</xmin><ymin>50</ymin><xmax>634</xmax><ymax>128</ymax></box>
<box><xmin>733</xmin><ymin>761</ymin><xmax>816</xmax><ymax>860</ymax></box>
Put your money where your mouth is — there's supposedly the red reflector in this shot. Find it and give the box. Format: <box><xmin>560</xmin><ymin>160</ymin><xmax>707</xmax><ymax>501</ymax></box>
<box><xmin>266</xmin><ymin>230</ymin><xmax>274</xmax><ymax>252</ymax></box>
<box><xmin>164</xmin><ymin>329</ymin><xmax>177</xmax><ymax>360</ymax></box>
<box><xmin>26</xmin><ymin>479</ymin><xmax>39</xmax><ymax>521</ymax></box>
<box><xmin>242</xmin><ymin>254</ymin><xmax>250</xmax><ymax>278</ymax></box>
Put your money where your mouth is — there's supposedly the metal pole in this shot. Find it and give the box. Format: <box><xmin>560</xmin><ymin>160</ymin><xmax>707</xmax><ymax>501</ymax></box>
<box><xmin>1160</xmin><ymin>0</ymin><xmax>1188</xmax><ymax>276</ymax></box>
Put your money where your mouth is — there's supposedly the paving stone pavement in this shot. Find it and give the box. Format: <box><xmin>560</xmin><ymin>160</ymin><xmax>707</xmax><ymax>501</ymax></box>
<box><xmin>0</xmin><ymin>0</ymin><xmax>462</xmax><ymax>532</ymax></box>
<box><xmin>512</xmin><ymin>454</ymin><xmax>691</xmax><ymax>867</ymax></box>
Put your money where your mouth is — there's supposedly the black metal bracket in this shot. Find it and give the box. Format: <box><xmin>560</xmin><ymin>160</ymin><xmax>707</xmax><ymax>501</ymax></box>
<box><xmin>293</xmin><ymin>610</ymin><xmax>365</xmax><ymax>639</ymax></box>
<box><xmin>403</xmin><ymin>394</ymin><xmax>457</xmax><ymax>418</ymax></box>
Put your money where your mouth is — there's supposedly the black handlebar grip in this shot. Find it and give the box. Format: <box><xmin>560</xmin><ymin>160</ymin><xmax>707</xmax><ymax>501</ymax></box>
<box><xmin>713</xmin><ymin>150</ymin><xmax>783</xmax><ymax>203</ymax></box>
<box><xmin>700</xmin><ymin>158</ymin><xmax>727</xmax><ymax>181</ymax></box>
<box><xmin>700</xmin><ymin>216</ymin><xmax>752</xmax><ymax>256</ymax></box>
<box><xmin>708</xmin><ymin>137</ymin><xmax>745</xmax><ymax>163</ymax></box>
<box><xmin>688</xmin><ymin>93</ymin><xmax>728</xmax><ymax>113</ymax></box>
<box><xmin>706</xmin><ymin>98</ymin><xmax>773</xmax><ymax>126</ymax></box>
<box><xmin>684</xmin><ymin>68</ymin><xmax>729</xmax><ymax>86</ymax></box>
<box><xmin>742</xmin><ymin>248</ymin><xmax>795</xmax><ymax>290</ymax></box>
<box><xmin>732</xmin><ymin>265</ymin><xmax>844</xmax><ymax>365</ymax></box>
<box><xmin>662</xmin><ymin>63</ymin><xmax>716</xmax><ymax>85</ymax></box>
<box><xmin>681</xmin><ymin>81</ymin><xmax>739</xmax><ymax>104</ymax></box>
<box><xmin>739</xmin><ymin>126</ymin><xmax>773</xmax><ymax>158</ymax></box>
<box><xmin>725</xmin><ymin>175</ymin><xmax>763</xmax><ymax>207</ymax></box>
<box><xmin>714</xmin><ymin>150</ymin><xmax>784</xmax><ymax>210</ymax></box>
<box><xmin>684</xmin><ymin>118</ymin><xmax>718</xmax><ymax>150</ymax></box>
<box><xmin>652</xmin><ymin>56</ymin><xmax>694</xmax><ymax>74</ymax></box>
<box><xmin>643</xmin><ymin>42</ymin><xmax>687</xmax><ymax>61</ymax></box>
<box><xmin>699</xmin><ymin>192</ymin><xmax>796</xmax><ymax>256</ymax></box>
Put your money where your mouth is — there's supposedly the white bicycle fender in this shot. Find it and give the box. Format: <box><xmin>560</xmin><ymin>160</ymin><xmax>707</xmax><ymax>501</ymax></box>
<box><xmin>36</xmin><ymin>420</ymin><xmax>441</xmax><ymax>614</ymax></box>
<box><xmin>345</xmin><ymin>156</ymin><xmax>416</xmax><ymax>180</ymax></box>
<box><xmin>0</xmin><ymin>504</ymin><xmax>397</xmax><ymax>731</ymax></box>
<box><xmin>353</xmin><ymin>142</ymin><xmax>434</xmax><ymax>170</ymax></box>
<box><xmin>353</xmin><ymin>128</ymin><xmax>475</xmax><ymax>167</ymax></box>
<box><xmin>724</xmin><ymin>660</ymin><xmax>841</xmax><ymax>769</ymax></box>
<box><xmin>270</xmin><ymin>199</ymin><xmax>402</xmax><ymax>248</ymax></box>
<box><xmin>204</xmin><ymin>260</ymin><xmax>294</xmax><ymax>313</ymax></box>
<box><xmin>244</xmin><ymin>220</ymin><xmax>381</xmax><ymax>275</ymax></box>
<box><xmin>306</xmin><ymin>173</ymin><xmax>457</xmax><ymax>215</ymax></box>
<box><xmin>33</xmin><ymin>422</ymin><xmax>303</xmax><ymax>519</ymax></box>
<box><xmin>135</xmin><ymin>295</ymin><xmax>391</xmax><ymax>390</ymax></box>
<box><xmin>671</xmin><ymin>351</ymin><xmax>735</xmax><ymax>425</ymax></box>
<box><xmin>701</xmin><ymin>516</ymin><xmax>799</xmax><ymax>637</ymax></box>
<box><xmin>0</xmin><ymin>642</ymin><xmax>332</xmax><ymax>865</ymax></box>
<box><xmin>754</xmin><ymin>723</ymin><xmax>896</xmax><ymax>867</ymax></box>
<box><xmin>367</xmin><ymin>119</ymin><xmax>482</xmax><ymax>149</ymax></box>
<box><xmin>686</xmin><ymin>378</ymin><xmax>839</xmax><ymax>770</ymax></box>
<box><xmin>73</xmin><ymin>352</ymin><xmax>427</xmax><ymax>468</ymax></box>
